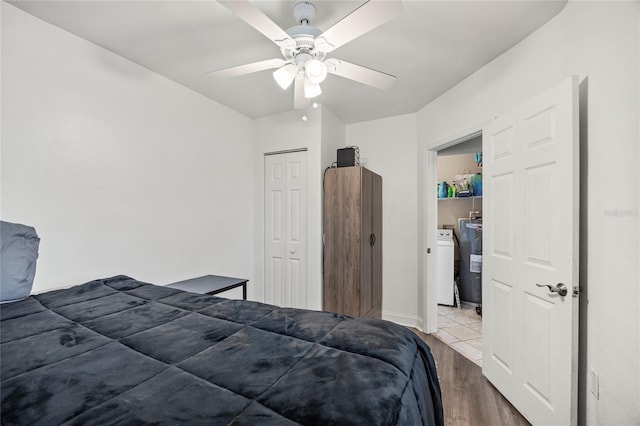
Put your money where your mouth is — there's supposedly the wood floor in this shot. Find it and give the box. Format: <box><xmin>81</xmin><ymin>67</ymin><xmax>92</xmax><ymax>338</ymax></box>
<box><xmin>410</xmin><ymin>329</ymin><xmax>530</xmax><ymax>426</ymax></box>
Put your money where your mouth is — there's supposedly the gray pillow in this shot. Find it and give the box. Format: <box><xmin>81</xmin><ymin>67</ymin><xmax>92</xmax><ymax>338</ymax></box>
<box><xmin>1</xmin><ymin>221</ymin><xmax>40</xmax><ymax>303</ymax></box>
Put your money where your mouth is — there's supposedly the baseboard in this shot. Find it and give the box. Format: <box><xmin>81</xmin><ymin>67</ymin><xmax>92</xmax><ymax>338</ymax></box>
<box><xmin>382</xmin><ymin>311</ymin><xmax>420</xmax><ymax>328</ymax></box>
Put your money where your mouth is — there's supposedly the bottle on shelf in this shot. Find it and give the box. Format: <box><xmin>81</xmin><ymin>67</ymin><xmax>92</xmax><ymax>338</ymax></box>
<box><xmin>471</xmin><ymin>173</ymin><xmax>483</xmax><ymax>196</ymax></box>
<box><xmin>438</xmin><ymin>181</ymin><xmax>448</xmax><ymax>198</ymax></box>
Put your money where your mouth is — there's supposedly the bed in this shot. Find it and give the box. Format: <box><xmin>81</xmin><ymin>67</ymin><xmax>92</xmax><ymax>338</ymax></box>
<box><xmin>0</xmin><ymin>275</ymin><xmax>443</xmax><ymax>425</ymax></box>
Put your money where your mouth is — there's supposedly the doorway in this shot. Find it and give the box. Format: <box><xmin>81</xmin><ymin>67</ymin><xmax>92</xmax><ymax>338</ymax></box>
<box><xmin>434</xmin><ymin>134</ymin><xmax>484</xmax><ymax>366</ymax></box>
<box><xmin>264</xmin><ymin>150</ymin><xmax>308</xmax><ymax>308</ymax></box>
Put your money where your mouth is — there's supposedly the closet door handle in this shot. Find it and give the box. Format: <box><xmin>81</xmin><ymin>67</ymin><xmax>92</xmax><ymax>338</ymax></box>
<box><xmin>370</xmin><ymin>234</ymin><xmax>376</xmax><ymax>246</ymax></box>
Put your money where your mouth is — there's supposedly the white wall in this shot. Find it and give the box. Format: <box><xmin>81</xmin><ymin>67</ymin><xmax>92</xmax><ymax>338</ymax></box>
<box><xmin>321</xmin><ymin>107</ymin><xmax>344</xmax><ymax>173</ymax></box>
<box><xmin>1</xmin><ymin>3</ymin><xmax>255</xmax><ymax>293</ymax></box>
<box><xmin>346</xmin><ymin>114</ymin><xmax>419</xmax><ymax>327</ymax></box>
<box><xmin>416</xmin><ymin>2</ymin><xmax>639</xmax><ymax>424</ymax></box>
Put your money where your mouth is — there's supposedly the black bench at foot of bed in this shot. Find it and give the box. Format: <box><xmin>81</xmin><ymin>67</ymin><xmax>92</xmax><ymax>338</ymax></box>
<box><xmin>0</xmin><ymin>275</ymin><xmax>443</xmax><ymax>426</ymax></box>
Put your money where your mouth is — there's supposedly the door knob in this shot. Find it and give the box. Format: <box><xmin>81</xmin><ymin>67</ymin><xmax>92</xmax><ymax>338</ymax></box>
<box><xmin>536</xmin><ymin>282</ymin><xmax>568</xmax><ymax>297</ymax></box>
<box><xmin>290</xmin><ymin>249</ymin><xmax>295</xmax><ymax>254</ymax></box>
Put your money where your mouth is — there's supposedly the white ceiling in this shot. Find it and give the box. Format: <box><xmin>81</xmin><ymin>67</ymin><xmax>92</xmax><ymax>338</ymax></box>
<box><xmin>9</xmin><ymin>0</ymin><xmax>567</xmax><ymax>124</ymax></box>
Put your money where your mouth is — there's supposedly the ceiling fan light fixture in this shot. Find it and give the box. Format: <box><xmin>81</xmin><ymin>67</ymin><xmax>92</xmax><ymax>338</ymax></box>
<box><xmin>304</xmin><ymin>78</ymin><xmax>322</xmax><ymax>98</ymax></box>
<box><xmin>273</xmin><ymin>63</ymin><xmax>297</xmax><ymax>90</ymax></box>
<box><xmin>305</xmin><ymin>59</ymin><xmax>327</xmax><ymax>84</ymax></box>
<box><xmin>217</xmin><ymin>0</ymin><xmax>401</xmax><ymax>110</ymax></box>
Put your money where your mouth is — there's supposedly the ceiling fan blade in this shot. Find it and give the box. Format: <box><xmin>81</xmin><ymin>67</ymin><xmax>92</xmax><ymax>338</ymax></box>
<box><xmin>294</xmin><ymin>74</ymin><xmax>311</xmax><ymax>110</ymax></box>
<box><xmin>327</xmin><ymin>59</ymin><xmax>396</xmax><ymax>90</ymax></box>
<box><xmin>218</xmin><ymin>0</ymin><xmax>295</xmax><ymax>48</ymax></box>
<box><xmin>207</xmin><ymin>58</ymin><xmax>287</xmax><ymax>79</ymax></box>
<box><xmin>315</xmin><ymin>0</ymin><xmax>402</xmax><ymax>53</ymax></box>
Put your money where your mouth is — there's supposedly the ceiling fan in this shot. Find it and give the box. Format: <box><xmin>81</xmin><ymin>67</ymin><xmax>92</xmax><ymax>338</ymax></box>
<box><xmin>209</xmin><ymin>0</ymin><xmax>402</xmax><ymax>109</ymax></box>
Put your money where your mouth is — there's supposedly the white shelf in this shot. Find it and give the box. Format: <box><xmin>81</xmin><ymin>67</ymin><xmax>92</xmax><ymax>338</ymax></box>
<box><xmin>438</xmin><ymin>196</ymin><xmax>482</xmax><ymax>201</ymax></box>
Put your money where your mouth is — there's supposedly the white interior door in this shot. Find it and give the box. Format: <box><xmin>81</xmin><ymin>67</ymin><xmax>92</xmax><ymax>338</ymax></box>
<box><xmin>482</xmin><ymin>76</ymin><xmax>579</xmax><ymax>425</ymax></box>
<box><xmin>264</xmin><ymin>151</ymin><xmax>308</xmax><ymax>308</ymax></box>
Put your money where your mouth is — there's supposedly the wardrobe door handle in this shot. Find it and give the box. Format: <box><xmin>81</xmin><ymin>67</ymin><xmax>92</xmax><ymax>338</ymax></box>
<box><xmin>370</xmin><ymin>234</ymin><xmax>376</xmax><ymax>246</ymax></box>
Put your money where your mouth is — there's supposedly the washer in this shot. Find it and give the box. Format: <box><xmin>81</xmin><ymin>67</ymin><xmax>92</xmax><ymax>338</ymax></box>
<box><xmin>436</xmin><ymin>229</ymin><xmax>455</xmax><ymax>306</ymax></box>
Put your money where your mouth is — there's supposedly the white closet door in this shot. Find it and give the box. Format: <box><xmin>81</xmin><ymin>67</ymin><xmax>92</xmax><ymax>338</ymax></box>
<box><xmin>264</xmin><ymin>151</ymin><xmax>307</xmax><ymax>308</ymax></box>
<box><xmin>482</xmin><ymin>76</ymin><xmax>579</xmax><ymax>425</ymax></box>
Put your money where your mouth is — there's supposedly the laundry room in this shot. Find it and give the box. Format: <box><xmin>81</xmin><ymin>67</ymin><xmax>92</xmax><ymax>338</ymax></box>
<box><xmin>437</xmin><ymin>135</ymin><xmax>484</xmax><ymax>306</ymax></box>
<box><xmin>435</xmin><ymin>135</ymin><xmax>484</xmax><ymax>364</ymax></box>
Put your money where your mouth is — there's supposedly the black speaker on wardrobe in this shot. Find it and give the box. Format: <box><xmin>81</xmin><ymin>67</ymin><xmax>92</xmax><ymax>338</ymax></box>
<box><xmin>337</xmin><ymin>147</ymin><xmax>360</xmax><ymax>167</ymax></box>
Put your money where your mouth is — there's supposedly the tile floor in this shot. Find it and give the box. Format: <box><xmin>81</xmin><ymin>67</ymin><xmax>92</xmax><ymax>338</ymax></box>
<box><xmin>435</xmin><ymin>305</ymin><xmax>483</xmax><ymax>367</ymax></box>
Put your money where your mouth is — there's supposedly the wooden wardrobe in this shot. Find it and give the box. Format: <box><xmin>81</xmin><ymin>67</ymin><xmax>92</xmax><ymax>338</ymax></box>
<box><xmin>323</xmin><ymin>166</ymin><xmax>382</xmax><ymax>319</ymax></box>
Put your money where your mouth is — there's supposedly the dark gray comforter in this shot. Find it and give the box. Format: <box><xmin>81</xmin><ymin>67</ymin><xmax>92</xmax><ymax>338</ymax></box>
<box><xmin>0</xmin><ymin>276</ymin><xmax>443</xmax><ymax>425</ymax></box>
